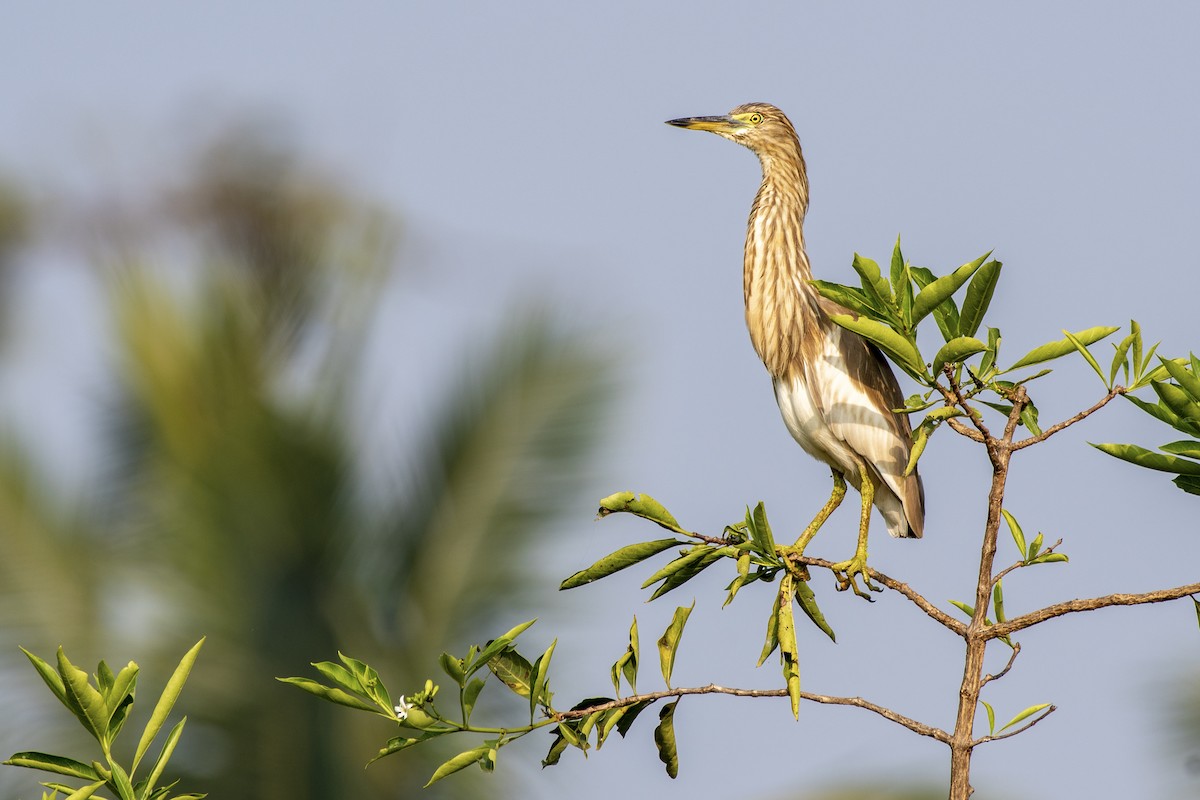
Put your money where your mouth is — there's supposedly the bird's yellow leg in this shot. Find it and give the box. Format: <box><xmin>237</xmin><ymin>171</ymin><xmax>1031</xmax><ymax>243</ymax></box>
<box><xmin>793</xmin><ymin>470</ymin><xmax>847</xmax><ymax>550</ymax></box>
<box><xmin>776</xmin><ymin>471</ymin><xmax>847</xmax><ymax>581</ymax></box>
<box><xmin>830</xmin><ymin>456</ymin><xmax>883</xmax><ymax>600</ymax></box>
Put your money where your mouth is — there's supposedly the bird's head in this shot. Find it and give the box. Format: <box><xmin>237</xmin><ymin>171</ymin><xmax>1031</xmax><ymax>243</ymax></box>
<box><xmin>665</xmin><ymin>102</ymin><xmax>800</xmax><ymax>159</ymax></box>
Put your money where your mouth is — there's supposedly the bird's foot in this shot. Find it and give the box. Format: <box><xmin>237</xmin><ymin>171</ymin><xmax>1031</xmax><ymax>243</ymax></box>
<box><xmin>774</xmin><ymin>545</ymin><xmax>811</xmax><ymax>582</ymax></box>
<box><xmin>829</xmin><ymin>554</ymin><xmax>882</xmax><ymax>601</ymax></box>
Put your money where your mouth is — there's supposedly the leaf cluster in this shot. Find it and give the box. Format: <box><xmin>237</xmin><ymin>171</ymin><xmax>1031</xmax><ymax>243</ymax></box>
<box><xmin>1094</xmin><ymin>349</ymin><xmax>1200</xmax><ymax>495</ymax></box>
<box><xmin>5</xmin><ymin>640</ymin><xmax>206</xmax><ymax>800</ymax></box>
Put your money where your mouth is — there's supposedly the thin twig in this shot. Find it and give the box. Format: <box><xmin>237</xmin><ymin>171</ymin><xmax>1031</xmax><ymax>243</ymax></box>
<box><xmin>1010</xmin><ymin>387</ymin><xmax>1126</xmax><ymax>451</ymax></box>
<box><xmin>553</xmin><ymin>683</ymin><xmax>950</xmax><ymax>743</ymax></box>
<box><xmin>988</xmin><ymin>582</ymin><xmax>1200</xmax><ymax>638</ymax></box>
<box><xmin>972</xmin><ymin>705</ymin><xmax>1057</xmax><ymax>745</ymax></box>
<box><xmin>980</xmin><ymin>642</ymin><xmax>1021</xmax><ymax>687</ymax></box>
<box><xmin>947</xmin><ymin>418</ymin><xmax>985</xmax><ymax>443</ymax></box>
<box><xmin>793</xmin><ymin>555</ymin><xmax>968</xmax><ymax>636</ymax></box>
<box><xmin>940</xmin><ymin>367</ymin><xmax>993</xmax><ymax>442</ymax></box>
<box><xmin>990</xmin><ymin>539</ymin><xmax>1065</xmax><ymax>588</ymax></box>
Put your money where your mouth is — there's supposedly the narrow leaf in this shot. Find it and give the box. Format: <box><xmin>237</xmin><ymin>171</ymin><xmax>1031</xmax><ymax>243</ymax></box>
<box><xmin>463</xmin><ymin>678</ymin><xmax>486</xmax><ymax>720</ymax></box>
<box><xmin>424</xmin><ymin>746</ymin><xmax>490</xmax><ymax>788</ymax></box>
<box><xmin>958</xmin><ymin>259</ymin><xmax>1002</xmax><ymax>338</ymax></box>
<box><xmin>468</xmin><ymin>619</ymin><xmax>537</xmax><ymax>676</ymax></box>
<box><xmin>1063</xmin><ymin>330</ymin><xmax>1109</xmax><ymax>386</ymax></box>
<box><xmin>910</xmin><ymin>265</ymin><xmax>960</xmax><ymax>341</ymax></box>
<box><xmin>999</xmin><ymin>702</ymin><xmax>1052</xmax><ymax>732</ymax></box>
<box><xmin>1091</xmin><ymin>442</ymin><xmax>1200</xmax><ymax>475</ymax></box>
<box><xmin>1175</xmin><ymin>475</ymin><xmax>1200</xmax><ymax>495</ymax></box>
<box><xmin>993</xmin><ymin>580</ymin><xmax>1006</xmax><ymax>623</ymax></box>
<box><xmin>438</xmin><ymin>653</ymin><xmax>466</xmax><ymax>687</ymax></box>
<box><xmin>657</xmin><ymin>603</ymin><xmax>694</xmax><ymax>688</ymax></box>
<box><xmin>1007</xmin><ymin>326</ymin><xmax>1120</xmax><ymax>370</ymax></box>
<box><xmin>56</xmin><ymin>648</ymin><xmax>109</xmax><ymax>743</ymax></box>
<box><xmin>828</xmin><ymin>313</ymin><xmax>924</xmax><ymax>378</ymax></box>
<box><xmin>1002</xmin><ymin>509</ymin><xmax>1026</xmax><ymax>558</ymax></box>
<box><xmin>851</xmin><ymin>253</ymin><xmax>893</xmax><ymax>305</ymax></box>
<box><xmin>777</xmin><ymin>576</ymin><xmax>801</xmax><ymax>720</ymax></box>
<box><xmin>1161</xmin><ymin>356</ymin><xmax>1200</xmax><ymax>401</ymax></box>
<box><xmin>597</xmin><ymin>492</ymin><xmax>683</xmax><ymax>531</ymax></box>
<box><xmin>912</xmin><ymin>252</ymin><xmax>990</xmax><ymax>325</ymax></box>
<box><xmin>141</xmin><ymin>717</ymin><xmax>186</xmax><ymax>800</ymax></box>
<box><xmin>276</xmin><ymin>677</ymin><xmax>379</xmax><ymax>713</ymax></box>
<box><xmin>751</xmin><ymin>503</ymin><xmax>776</xmax><ymax>554</ymax></box>
<box><xmin>20</xmin><ymin>647</ymin><xmax>69</xmax><ymax>708</ymax></box>
<box><xmin>1162</xmin><ymin>440</ymin><xmax>1200</xmax><ymax>459</ymax></box>
<box><xmin>646</xmin><ymin>548</ymin><xmax>732</xmax><ymax>601</ymax></box>
<box><xmin>560</xmin><ymin>538</ymin><xmax>684</xmax><ymax>589</ymax></box>
<box><xmin>932</xmin><ymin>336</ymin><xmax>989</xmax><ymax>375</ymax></box>
<box><xmin>2</xmin><ymin>752</ymin><xmax>100</xmax><ymax>780</ymax></box>
<box><xmin>531</xmin><ymin>639</ymin><xmax>557</xmax><ymax>719</ymax></box>
<box><xmin>949</xmin><ymin>600</ymin><xmax>975</xmax><ymax>619</ymax></box>
<box><xmin>811</xmin><ymin>281</ymin><xmax>881</xmax><ymax>318</ymax></box>
<box><xmin>757</xmin><ymin>589</ymin><xmax>782</xmax><ymax>667</ymax></box>
<box><xmin>982</xmin><ymin>700</ymin><xmax>996</xmax><ymax>735</ymax></box>
<box><xmin>133</xmin><ymin>637</ymin><xmax>204</xmax><ymax>772</ymax></box>
<box><xmin>653</xmin><ymin>701</ymin><xmax>680</xmax><ymax>779</ymax></box>
<box><xmin>793</xmin><ymin>579</ymin><xmax>836</xmax><ymax>642</ymax></box>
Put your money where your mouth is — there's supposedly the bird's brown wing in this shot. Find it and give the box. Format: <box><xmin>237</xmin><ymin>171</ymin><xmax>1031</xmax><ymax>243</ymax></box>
<box><xmin>816</xmin><ymin>298</ymin><xmax>926</xmax><ymax>537</ymax></box>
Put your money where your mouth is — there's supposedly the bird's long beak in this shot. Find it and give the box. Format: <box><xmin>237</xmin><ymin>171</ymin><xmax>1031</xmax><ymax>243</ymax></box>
<box><xmin>665</xmin><ymin>114</ymin><xmax>746</xmax><ymax>133</ymax></box>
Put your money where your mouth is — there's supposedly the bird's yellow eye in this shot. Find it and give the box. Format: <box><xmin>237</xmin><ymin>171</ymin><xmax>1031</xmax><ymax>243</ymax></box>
<box><xmin>748</xmin><ymin>113</ymin><xmax>764</xmax><ymax>125</ymax></box>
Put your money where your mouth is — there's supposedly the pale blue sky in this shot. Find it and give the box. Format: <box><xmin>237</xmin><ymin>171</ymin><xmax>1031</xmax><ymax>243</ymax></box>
<box><xmin>2</xmin><ymin>3</ymin><xmax>1198</xmax><ymax>798</ymax></box>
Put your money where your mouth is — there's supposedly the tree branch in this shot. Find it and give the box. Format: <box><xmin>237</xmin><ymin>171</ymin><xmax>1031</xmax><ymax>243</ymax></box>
<box><xmin>980</xmin><ymin>642</ymin><xmax>1021</xmax><ymax>687</ymax></box>
<box><xmin>554</xmin><ymin>683</ymin><xmax>950</xmax><ymax>743</ymax></box>
<box><xmin>1009</xmin><ymin>386</ymin><xmax>1126</xmax><ymax>451</ymax></box>
<box><xmin>988</xmin><ymin>583</ymin><xmax>1200</xmax><ymax>638</ymax></box>
<box><xmin>794</xmin><ymin>555</ymin><xmax>967</xmax><ymax>636</ymax></box>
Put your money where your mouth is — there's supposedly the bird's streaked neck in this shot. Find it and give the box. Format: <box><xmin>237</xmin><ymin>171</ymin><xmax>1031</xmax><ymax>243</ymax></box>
<box><xmin>743</xmin><ymin>144</ymin><xmax>819</xmax><ymax>380</ymax></box>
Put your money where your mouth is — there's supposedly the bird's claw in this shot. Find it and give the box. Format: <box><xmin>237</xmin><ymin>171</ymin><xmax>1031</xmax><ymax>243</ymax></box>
<box><xmin>774</xmin><ymin>545</ymin><xmax>811</xmax><ymax>582</ymax></box>
<box><xmin>830</xmin><ymin>555</ymin><xmax>881</xmax><ymax>601</ymax></box>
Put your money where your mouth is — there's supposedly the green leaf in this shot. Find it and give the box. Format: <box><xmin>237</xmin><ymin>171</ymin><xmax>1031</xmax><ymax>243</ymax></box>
<box><xmin>1126</xmin><ymin>394</ymin><xmax>1200</xmax><ymax>436</ymax></box>
<box><xmin>531</xmin><ymin>639</ymin><xmax>557</xmax><ymax>718</ymax></box>
<box><xmin>597</xmin><ymin>492</ymin><xmax>683</xmax><ymax>531</ymax></box>
<box><xmin>1091</xmin><ymin>442</ymin><xmax>1200</xmax><ymax>475</ymax></box>
<box><xmin>487</xmin><ymin>647</ymin><xmax>534</xmax><ymax>698</ymax></box>
<box><xmin>949</xmin><ymin>600</ymin><xmax>975</xmax><ymax>619</ymax></box>
<box><xmin>653</xmin><ymin>700</ymin><xmax>680</xmax><ymax>779</ymax></box>
<box><xmin>1155</xmin><ymin>379</ymin><xmax>1200</xmax><ymax>423</ymax></box>
<box><xmin>311</xmin><ymin>661</ymin><xmax>361</xmax><ymax>694</ymax></box>
<box><xmin>3</xmin><ymin>752</ymin><xmax>101</xmax><ymax>781</ymax></box>
<box><xmin>1019</xmin><ymin>401</ymin><xmax>1042</xmax><ymax>436</ymax></box>
<box><xmin>424</xmin><ymin>746</ymin><xmax>491</xmax><ymax>788</ymax></box>
<box><xmin>657</xmin><ymin>603</ymin><xmax>694</xmax><ymax>688</ymax></box>
<box><xmin>757</xmin><ymin>588</ymin><xmax>782</xmax><ymax>667</ymax></box>
<box><xmin>979</xmin><ymin>327</ymin><xmax>1001</xmax><ymax>376</ymax></box>
<box><xmin>640</xmin><ymin>546</ymin><xmax>707</xmax><ymax>589</ymax></box>
<box><xmin>133</xmin><ymin>638</ymin><xmax>204</xmax><ymax>772</ymax></box>
<box><xmin>1110</xmin><ymin>330</ymin><xmax>1136</xmax><ymax>386</ymax></box>
<box><xmin>561</xmin><ymin>538</ymin><xmax>684</xmax><ymax>589</ymax></box>
<box><xmin>904</xmin><ymin>421</ymin><xmax>931</xmax><ymax>477</ymax></box>
<box><xmin>890</xmin><ymin>236</ymin><xmax>913</xmax><ymax>324</ymax></box>
<box><xmin>276</xmin><ymin>677</ymin><xmax>379</xmax><ymax>713</ymax></box>
<box><xmin>1063</xmin><ymin>329</ymin><xmax>1109</xmax><ymax>386</ymax></box>
<box><xmin>56</xmin><ymin>648</ymin><xmax>109</xmax><ymax>744</ymax></box>
<box><xmin>1002</xmin><ymin>509</ymin><xmax>1026</xmax><ymax>559</ymax></box>
<box><xmin>614</xmin><ymin>699</ymin><xmax>653</xmax><ymax>738</ymax></box>
<box><xmin>1161</xmin><ymin>356</ymin><xmax>1200</xmax><ymax>401</ymax></box>
<box><xmin>463</xmin><ymin>678</ymin><xmax>486</xmax><ymax>720</ymax></box>
<box><xmin>932</xmin><ymin>336</ymin><xmax>989</xmax><ymax>376</ymax></box>
<box><xmin>851</xmin><ymin>253</ymin><xmax>893</xmax><ymax>306</ymax></box>
<box><xmin>982</xmin><ymin>700</ymin><xmax>996</xmax><ymax>735</ymax></box>
<box><xmin>106</xmin><ymin>662</ymin><xmax>138</xmax><ymax>731</ymax></box>
<box><xmin>468</xmin><ymin>619</ymin><xmax>537</xmax><ymax>676</ymax></box>
<box><xmin>541</xmin><ymin>729</ymin><xmax>569</xmax><ymax>768</ymax></box>
<box><xmin>1029</xmin><ymin>552</ymin><xmax>1070</xmax><ymax>565</ymax></box>
<box><xmin>1027</xmin><ymin>532</ymin><xmax>1044</xmax><ymax>560</ymax></box>
<box><xmin>999</xmin><ymin>702</ymin><xmax>1052</xmax><ymax>732</ymax></box>
<box><xmin>438</xmin><ymin>653</ymin><xmax>466</xmax><ymax>688</ymax></box>
<box><xmin>811</xmin><ymin>281</ymin><xmax>881</xmax><ymax>318</ymax></box>
<box><xmin>610</xmin><ymin>618</ymin><xmax>638</xmax><ymax>696</ymax></box>
<box><xmin>1175</xmin><ymin>475</ymin><xmax>1200</xmax><ymax>495</ymax></box>
<box><xmin>109</xmin><ymin>758</ymin><xmax>136</xmax><ymax>800</ymax></box>
<box><xmin>793</xmin><ymin>579</ymin><xmax>836</xmax><ymax>642</ymax></box>
<box><xmin>747</xmin><ymin>502</ymin><xmax>777</xmax><ymax>555</ymax></box>
<box><xmin>20</xmin><ymin>648</ymin><xmax>70</xmax><ymax>709</ymax></box>
<box><xmin>912</xmin><ymin>252</ymin><xmax>990</xmax><ymax>326</ymax></box>
<box><xmin>910</xmin><ymin>266</ymin><xmax>960</xmax><ymax>341</ymax></box>
<box><xmin>957</xmin><ymin>259</ymin><xmax>1002</xmax><ymax>338</ymax></box>
<box><xmin>724</xmin><ymin>550</ymin><xmax>753</xmax><ymax>607</ymax></box>
<box><xmin>828</xmin><ymin>313</ymin><xmax>925</xmax><ymax>379</ymax></box>
<box><xmin>1162</xmin><ymin>440</ymin><xmax>1200</xmax><ymax>459</ymax></box>
<box><xmin>777</xmin><ymin>576</ymin><xmax>801</xmax><ymax>720</ymax></box>
<box><xmin>646</xmin><ymin>547</ymin><xmax>733</xmax><ymax>601</ymax></box>
<box><xmin>141</xmin><ymin>717</ymin><xmax>186</xmax><ymax>800</ymax></box>
<box><xmin>1007</xmin><ymin>326</ymin><xmax>1120</xmax><ymax>370</ymax></box>
<box><xmin>993</xmin><ymin>579</ymin><xmax>1006</xmax><ymax>623</ymax></box>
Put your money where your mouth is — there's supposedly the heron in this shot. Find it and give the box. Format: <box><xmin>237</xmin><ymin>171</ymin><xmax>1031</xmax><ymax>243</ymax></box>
<box><xmin>666</xmin><ymin>102</ymin><xmax>924</xmax><ymax>597</ymax></box>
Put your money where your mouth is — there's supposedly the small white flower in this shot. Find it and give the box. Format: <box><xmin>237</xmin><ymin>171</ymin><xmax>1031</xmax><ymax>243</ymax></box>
<box><xmin>394</xmin><ymin>697</ymin><xmax>410</xmax><ymax>720</ymax></box>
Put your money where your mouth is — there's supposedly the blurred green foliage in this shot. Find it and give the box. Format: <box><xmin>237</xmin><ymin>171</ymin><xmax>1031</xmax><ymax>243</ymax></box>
<box><xmin>0</xmin><ymin>128</ymin><xmax>613</xmax><ymax>799</ymax></box>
